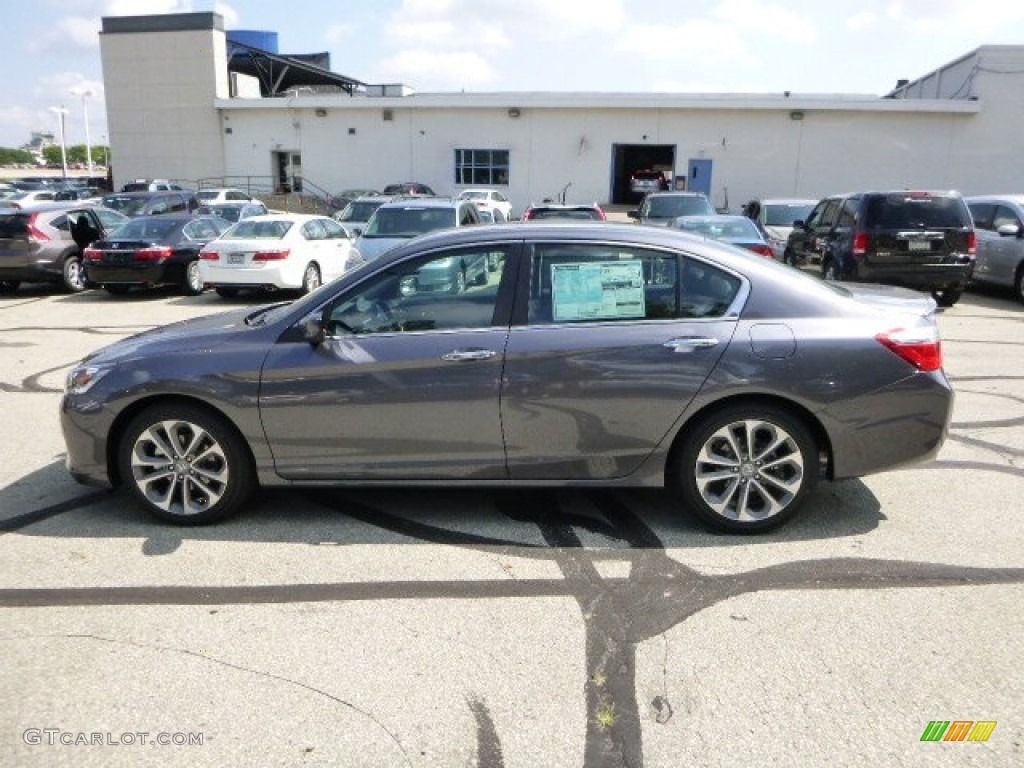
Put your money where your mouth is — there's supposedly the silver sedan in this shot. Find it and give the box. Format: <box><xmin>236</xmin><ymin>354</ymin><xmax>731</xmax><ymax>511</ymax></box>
<box><xmin>61</xmin><ymin>223</ymin><xmax>953</xmax><ymax>533</ymax></box>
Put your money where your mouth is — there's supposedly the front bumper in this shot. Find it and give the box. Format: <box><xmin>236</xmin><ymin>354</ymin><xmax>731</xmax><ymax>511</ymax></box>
<box><xmin>60</xmin><ymin>394</ymin><xmax>116</xmax><ymax>488</ymax></box>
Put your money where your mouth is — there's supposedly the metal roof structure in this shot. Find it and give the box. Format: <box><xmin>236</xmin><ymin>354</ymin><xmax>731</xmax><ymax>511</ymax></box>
<box><xmin>226</xmin><ymin>39</ymin><xmax>365</xmax><ymax>97</ymax></box>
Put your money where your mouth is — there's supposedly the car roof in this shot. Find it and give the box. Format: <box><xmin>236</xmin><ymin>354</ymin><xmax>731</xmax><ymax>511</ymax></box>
<box><xmin>965</xmin><ymin>194</ymin><xmax>1024</xmax><ymax>204</ymax></box>
<box><xmin>644</xmin><ymin>191</ymin><xmax>707</xmax><ymax>198</ymax></box>
<box><xmin>237</xmin><ymin>212</ymin><xmax>327</xmax><ymax>222</ymax></box>
<box><xmin>104</xmin><ymin>190</ymin><xmax>190</xmax><ymax>198</ymax></box>
<box><xmin>0</xmin><ymin>201</ymin><xmax>109</xmax><ymax>214</ymax></box>
<box><xmin>759</xmin><ymin>198</ymin><xmax>818</xmax><ymax>205</ymax></box>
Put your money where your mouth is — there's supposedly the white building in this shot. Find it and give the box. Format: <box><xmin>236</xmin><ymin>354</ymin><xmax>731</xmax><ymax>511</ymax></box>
<box><xmin>99</xmin><ymin>12</ymin><xmax>1024</xmax><ymax>213</ymax></box>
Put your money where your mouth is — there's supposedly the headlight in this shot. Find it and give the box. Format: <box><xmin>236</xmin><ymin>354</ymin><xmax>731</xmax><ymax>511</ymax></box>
<box><xmin>65</xmin><ymin>365</ymin><xmax>110</xmax><ymax>395</ymax></box>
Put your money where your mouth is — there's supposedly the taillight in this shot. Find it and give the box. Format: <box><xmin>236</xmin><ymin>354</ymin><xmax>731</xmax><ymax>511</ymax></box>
<box><xmin>83</xmin><ymin>246</ymin><xmax>102</xmax><ymax>262</ymax></box>
<box><xmin>27</xmin><ymin>213</ymin><xmax>50</xmax><ymax>242</ymax></box>
<box><xmin>876</xmin><ymin>326</ymin><xmax>942</xmax><ymax>372</ymax></box>
<box><xmin>595</xmin><ymin>208</ymin><xmax>607</xmax><ymax>221</ymax></box>
<box><xmin>200</xmin><ymin>251</ymin><xmax>219</xmax><ymax>261</ymax></box>
<box><xmin>521</xmin><ymin>210</ymin><xmax>534</xmax><ymax>220</ymax></box>
<box><xmin>967</xmin><ymin>230</ymin><xmax>976</xmax><ymax>257</ymax></box>
<box><xmin>852</xmin><ymin>231</ymin><xmax>868</xmax><ymax>256</ymax></box>
<box><xmin>134</xmin><ymin>246</ymin><xmax>173</xmax><ymax>261</ymax></box>
<box><xmin>748</xmin><ymin>244</ymin><xmax>774</xmax><ymax>258</ymax></box>
<box><xmin>253</xmin><ymin>249</ymin><xmax>290</xmax><ymax>261</ymax></box>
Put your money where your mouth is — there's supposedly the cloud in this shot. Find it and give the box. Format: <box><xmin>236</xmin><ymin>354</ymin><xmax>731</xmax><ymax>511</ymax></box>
<box><xmin>326</xmin><ymin>24</ymin><xmax>356</xmax><ymax>46</ymax></box>
<box><xmin>375</xmin><ymin>49</ymin><xmax>498</xmax><ymax>89</ymax></box>
<box><xmin>845</xmin><ymin>12</ymin><xmax>876</xmax><ymax>31</ymax></box>
<box><xmin>616</xmin><ymin>20</ymin><xmax>757</xmax><ymax>67</ymax></box>
<box><xmin>711</xmin><ymin>0</ymin><xmax>817</xmax><ymax>41</ymax></box>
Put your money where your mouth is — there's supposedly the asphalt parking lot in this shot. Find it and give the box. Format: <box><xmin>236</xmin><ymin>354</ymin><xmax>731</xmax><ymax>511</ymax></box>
<box><xmin>1</xmin><ymin>278</ymin><xmax>1022</xmax><ymax>768</ymax></box>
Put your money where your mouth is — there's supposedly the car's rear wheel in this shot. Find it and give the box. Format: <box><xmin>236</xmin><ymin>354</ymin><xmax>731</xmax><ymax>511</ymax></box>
<box><xmin>932</xmin><ymin>288</ymin><xmax>962</xmax><ymax>307</ymax></box>
<box><xmin>300</xmin><ymin>263</ymin><xmax>321</xmax><ymax>295</ymax></box>
<box><xmin>783</xmin><ymin>248</ymin><xmax>799</xmax><ymax>267</ymax></box>
<box><xmin>118</xmin><ymin>403</ymin><xmax>254</xmax><ymax>525</ymax></box>
<box><xmin>105</xmin><ymin>285</ymin><xmax>131</xmax><ymax>295</ymax></box>
<box><xmin>215</xmin><ymin>287</ymin><xmax>240</xmax><ymax>298</ymax></box>
<box><xmin>0</xmin><ymin>280</ymin><xmax>20</xmax><ymax>294</ymax></box>
<box><xmin>821</xmin><ymin>257</ymin><xmax>840</xmax><ymax>282</ymax></box>
<box><xmin>1013</xmin><ymin>264</ymin><xmax>1024</xmax><ymax>305</ymax></box>
<box><xmin>182</xmin><ymin>260</ymin><xmax>204</xmax><ymax>295</ymax></box>
<box><xmin>63</xmin><ymin>256</ymin><xmax>87</xmax><ymax>293</ymax></box>
<box><xmin>675</xmin><ymin>404</ymin><xmax>818</xmax><ymax>533</ymax></box>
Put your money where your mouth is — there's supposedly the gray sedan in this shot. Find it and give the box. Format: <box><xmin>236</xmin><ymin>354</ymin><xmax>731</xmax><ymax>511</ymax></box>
<box><xmin>61</xmin><ymin>223</ymin><xmax>953</xmax><ymax>533</ymax></box>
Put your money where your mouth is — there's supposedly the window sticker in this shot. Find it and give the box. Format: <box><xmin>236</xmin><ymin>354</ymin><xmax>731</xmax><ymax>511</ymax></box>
<box><xmin>551</xmin><ymin>261</ymin><xmax>645</xmax><ymax>322</ymax></box>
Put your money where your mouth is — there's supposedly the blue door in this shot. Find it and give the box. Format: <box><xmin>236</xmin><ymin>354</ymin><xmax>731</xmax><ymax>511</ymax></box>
<box><xmin>687</xmin><ymin>158</ymin><xmax>712</xmax><ymax>197</ymax></box>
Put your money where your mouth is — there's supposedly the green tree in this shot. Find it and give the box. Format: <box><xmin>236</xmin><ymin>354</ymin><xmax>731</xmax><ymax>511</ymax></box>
<box><xmin>41</xmin><ymin>145</ymin><xmax>65</xmax><ymax>166</ymax></box>
<box><xmin>0</xmin><ymin>147</ymin><xmax>36</xmax><ymax>165</ymax></box>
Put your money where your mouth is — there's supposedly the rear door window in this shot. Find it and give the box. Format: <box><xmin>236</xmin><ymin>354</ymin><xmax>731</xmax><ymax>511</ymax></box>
<box><xmin>967</xmin><ymin>202</ymin><xmax>995</xmax><ymax>230</ymax></box>
<box><xmin>0</xmin><ymin>214</ymin><xmax>28</xmax><ymax>239</ymax></box>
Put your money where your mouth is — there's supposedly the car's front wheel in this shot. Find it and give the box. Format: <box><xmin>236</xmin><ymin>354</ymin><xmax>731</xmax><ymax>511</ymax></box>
<box><xmin>1013</xmin><ymin>265</ymin><xmax>1024</xmax><ymax>305</ymax></box>
<box><xmin>118</xmin><ymin>403</ymin><xmax>254</xmax><ymax>525</ymax></box>
<box><xmin>675</xmin><ymin>404</ymin><xmax>818</xmax><ymax>533</ymax></box>
<box><xmin>0</xmin><ymin>280</ymin><xmax>20</xmax><ymax>294</ymax></box>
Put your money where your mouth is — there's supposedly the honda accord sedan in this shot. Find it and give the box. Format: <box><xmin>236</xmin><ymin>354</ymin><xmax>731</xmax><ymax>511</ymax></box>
<box><xmin>61</xmin><ymin>223</ymin><xmax>953</xmax><ymax>533</ymax></box>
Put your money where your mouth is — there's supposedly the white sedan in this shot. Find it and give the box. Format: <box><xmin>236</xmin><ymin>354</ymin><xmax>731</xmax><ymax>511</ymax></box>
<box><xmin>456</xmin><ymin>189</ymin><xmax>513</xmax><ymax>221</ymax></box>
<box><xmin>199</xmin><ymin>214</ymin><xmax>363</xmax><ymax>297</ymax></box>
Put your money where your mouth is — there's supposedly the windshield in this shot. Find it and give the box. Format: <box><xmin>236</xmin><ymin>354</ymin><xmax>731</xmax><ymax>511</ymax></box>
<box><xmin>763</xmin><ymin>203</ymin><xmax>815</xmax><ymax>227</ymax></box>
<box><xmin>196</xmin><ymin>190</ymin><xmax>220</xmax><ymax>202</ymax></box>
<box><xmin>459</xmin><ymin>191</ymin><xmax>487</xmax><ymax>200</ymax></box>
<box><xmin>363</xmin><ymin>207</ymin><xmax>455</xmax><ymax>237</ymax></box>
<box><xmin>222</xmin><ymin>219</ymin><xmax>292</xmax><ymax>240</ymax></box>
<box><xmin>208</xmin><ymin>206</ymin><xmax>242</xmax><ymax>222</ymax></box>
<box><xmin>101</xmin><ymin>196</ymin><xmax>149</xmax><ymax>215</ymax></box>
<box><xmin>647</xmin><ymin>196</ymin><xmax>714</xmax><ymax>219</ymax></box>
<box><xmin>337</xmin><ymin>201</ymin><xmax>384</xmax><ymax>222</ymax></box>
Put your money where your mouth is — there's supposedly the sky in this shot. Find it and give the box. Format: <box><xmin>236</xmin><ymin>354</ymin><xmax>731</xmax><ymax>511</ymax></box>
<box><xmin>3</xmin><ymin>0</ymin><xmax>1022</xmax><ymax>149</ymax></box>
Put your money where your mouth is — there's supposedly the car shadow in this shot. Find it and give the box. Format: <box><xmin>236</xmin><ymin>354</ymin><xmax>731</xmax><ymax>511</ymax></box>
<box><xmin>2</xmin><ymin>459</ymin><xmax>885</xmax><ymax>556</ymax></box>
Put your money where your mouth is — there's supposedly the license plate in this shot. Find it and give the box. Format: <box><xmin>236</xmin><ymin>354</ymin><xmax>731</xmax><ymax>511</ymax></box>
<box><xmin>908</xmin><ymin>240</ymin><xmax>932</xmax><ymax>252</ymax></box>
<box><xmin>227</xmin><ymin>253</ymin><xmax>246</xmax><ymax>265</ymax></box>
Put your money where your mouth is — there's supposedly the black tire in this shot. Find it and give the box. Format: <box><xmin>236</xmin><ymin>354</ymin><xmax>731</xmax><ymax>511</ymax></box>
<box><xmin>821</xmin><ymin>257</ymin><xmax>840</xmax><ymax>282</ymax></box>
<box><xmin>300</xmin><ymin>263</ymin><xmax>321</xmax><ymax>295</ymax></box>
<box><xmin>783</xmin><ymin>248</ymin><xmax>799</xmax><ymax>267</ymax></box>
<box><xmin>931</xmin><ymin>288</ymin><xmax>962</xmax><ymax>308</ymax></box>
<box><xmin>1014</xmin><ymin>265</ymin><xmax>1024</xmax><ymax>305</ymax></box>
<box><xmin>105</xmin><ymin>285</ymin><xmax>131</xmax><ymax>296</ymax></box>
<box><xmin>215</xmin><ymin>287</ymin><xmax>240</xmax><ymax>299</ymax></box>
<box><xmin>62</xmin><ymin>256</ymin><xmax>87</xmax><ymax>293</ymax></box>
<box><xmin>0</xmin><ymin>280</ymin><xmax>20</xmax><ymax>294</ymax></box>
<box><xmin>674</xmin><ymin>404</ymin><xmax>818</xmax><ymax>533</ymax></box>
<box><xmin>182</xmin><ymin>260</ymin><xmax>205</xmax><ymax>296</ymax></box>
<box><xmin>118</xmin><ymin>403</ymin><xmax>255</xmax><ymax>525</ymax></box>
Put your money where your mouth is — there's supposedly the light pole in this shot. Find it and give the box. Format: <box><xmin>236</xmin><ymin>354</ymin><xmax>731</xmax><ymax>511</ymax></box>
<box><xmin>70</xmin><ymin>87</ymin><xmax>96</xmax><ymax>176</ymax></box>
<box><xmin>50</xmin><ymin>106</ymin><xmax>69</xmax><ymax>179</ymax></box>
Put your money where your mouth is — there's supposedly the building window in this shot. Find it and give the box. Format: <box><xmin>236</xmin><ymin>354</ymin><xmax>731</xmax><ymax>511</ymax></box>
<box><xmin>455</xmin><ymin>149</ymin><xmax>509</xmax><ymax>186</ymax></box>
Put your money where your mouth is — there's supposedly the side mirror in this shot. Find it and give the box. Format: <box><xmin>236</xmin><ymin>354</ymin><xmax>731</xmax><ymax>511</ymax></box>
<box><xmin>299</xmin><ymin>309</ymin><xmax>327</xmax><ymax>345</ymax></box>
<box><xmin>793</xmin><ymin>219</ymin><xmax>805</xmax><ymax>229</ymax></box>
<box><xmin>627</xmin><ymin>209</ymin><xmax>640</xmax><ymax>220</ymax></box>
<box><xmin>996</xmin><ymin>223</ymin><xmax>1021</xmax><ymax>238</ymax></box>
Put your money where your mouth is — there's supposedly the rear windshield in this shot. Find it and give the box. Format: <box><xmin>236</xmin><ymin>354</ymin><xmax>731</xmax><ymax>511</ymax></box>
<box><xmin>0</xmin><ymin>214</ymin><xmax>28</xmax><ymax>238</ymax></box>
<box><xmin>223</xmin><ymin>219</ymin><xmax>292</xmax><ymax>240</ymax></box>
<box><xmin>113</xmin><ymin>218</ymin><xmax>180</xmax><ymax>240</ymax></box>
<box><xmin>363</xmin><ymin>207</ymin><xmax>455</xmax><ymax>237</ymax></box>
<box><xmin>864</xmin><ymin>194</ymin><xmax>971</xmax><ymax>229</ymax></box>
<box><xmin>529</xmin><ymin>207</ymin><xmax>602</xmax><ymax>220</ymax></box>
<box><xmin>102</xmin><ymin>195</ymin><xmax>150</xmax><ymax>215</ymax></box>
<box><xmin>646</xmin><ymin>196</ymin><xmax>714</xmax><ymax>219</ymax></box>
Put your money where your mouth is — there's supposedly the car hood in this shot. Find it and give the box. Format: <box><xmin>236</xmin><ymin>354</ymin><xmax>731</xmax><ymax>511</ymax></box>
<box><xmin>356</xmin><ymin>236</ymin><xmax>408</xmax><ymax>261</ymax></box>
<box><xmin>81</xmin><ymin>307</ymin><xmax>260</xmax><ymax>365</ymax></box>
<box><xmin>840</xmin><ymin>282</ymin><xmax>937</xmax><ymax>317</ymax></box>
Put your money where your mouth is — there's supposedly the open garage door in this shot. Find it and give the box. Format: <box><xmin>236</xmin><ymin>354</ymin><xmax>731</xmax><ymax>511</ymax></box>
<box><xmin>611</xmin><ymin>144</ymin><xmax>676</xmax><ymax>205</ymax></box>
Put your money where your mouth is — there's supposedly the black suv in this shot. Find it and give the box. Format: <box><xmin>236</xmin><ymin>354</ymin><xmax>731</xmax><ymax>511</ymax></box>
<box><xmin>784</xmin><ymin>190</ymin><xmax>975</xmax><ymax>306</ymax></box>
<box><xmin>100</xmin><ymin>190</ymin><xmax>199</xmax><ymax>218</ymax></box>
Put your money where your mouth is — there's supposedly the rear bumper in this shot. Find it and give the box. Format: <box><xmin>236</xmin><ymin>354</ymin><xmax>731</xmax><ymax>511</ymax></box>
<box><xmin>84</xmin><ymin>261</ymin><xmax>186</xmax><ymax>286</ymax></box>
<box><xmin>850</xmin><ymin>261</ymin><xmax>974</xmax><ymax>291</ymax></box>
<box><xmin>822</xmin><ymin>370</ymin><xmax>954</xmax><ymax>479</ymax></box>
<box><xmin>200</xmin><ymin>261</ymin><xmax>302</xmax><ymax>289</ymax></box>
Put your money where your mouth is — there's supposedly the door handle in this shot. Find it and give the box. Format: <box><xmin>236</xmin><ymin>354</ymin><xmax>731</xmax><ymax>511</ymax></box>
<box><xmin>663</xmin><ymin>337</ymin><xmax>719</xmax><ymax>352</ymax></box>
<box><xmin>441</xmin><ymin>348</ymin><xmax>497</xmax><ymax>362</ymax></box>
